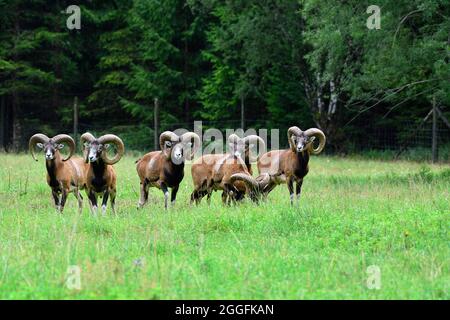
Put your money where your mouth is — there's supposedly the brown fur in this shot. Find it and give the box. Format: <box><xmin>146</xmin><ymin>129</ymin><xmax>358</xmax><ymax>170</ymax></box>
<box><xmin>190</xmin><ymin>154</ymin><xmax>251</xmax><ymax>205</ymax></box>
<box><xmin>257</xmin><ymin>149</ymin><xmax>310</xmax><ymax>204</ymax></box>
<box><xmin>136</xmin><ymin>151</ymin><xmax>185</xmax><ymax>210</ymax></box>
<box><xmin>85</xmin><ymin>159</ymin><xmax>118</xmax><ymax>214</ymax></box>
<box><xmin>45</xmin><ymin>152</ymin><xmax>88</xmax><ymax>213</ymax></box>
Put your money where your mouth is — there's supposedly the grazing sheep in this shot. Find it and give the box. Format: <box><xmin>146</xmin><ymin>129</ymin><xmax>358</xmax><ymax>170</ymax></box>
<box><xmin>81</xmin><ymin>133</ymin><xmax>125</xmax><ymax>215</ymax></box>
<box><xmin>190</xmin><ymin>133</ymin><xmax>265</xmax><ymax>205</ymax></box>
<box><xmin>136</xmin><ymin>131</ymin><xmax>200</xmax><ymax>210</ymax></box>
<box><xmin>257</xmin><ymin>126</ymin><xmax>326</xmax><ymax>204</ymax></box>
<box><xmin>29</xmin><ymin>133</ymin><xmax>88</xmax><ymax>213</ymax></box>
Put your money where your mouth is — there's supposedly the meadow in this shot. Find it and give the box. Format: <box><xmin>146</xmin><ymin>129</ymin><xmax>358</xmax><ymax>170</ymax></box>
<box><xmin>0</xmin><ymin>153</ymin><xmax>448</xmax><ymax>299</ymax></box>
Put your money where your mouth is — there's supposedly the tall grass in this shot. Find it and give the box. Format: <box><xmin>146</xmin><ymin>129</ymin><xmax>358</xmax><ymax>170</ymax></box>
<box><xmin>0</xmin><ymin>154</ymin><xmax>448</xmax><ymax>299</ymax></box>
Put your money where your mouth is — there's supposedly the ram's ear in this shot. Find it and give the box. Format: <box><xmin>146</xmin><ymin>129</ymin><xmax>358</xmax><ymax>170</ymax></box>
<box><xmin>309</xmin><ymin>136</ymin><xmax>316</xmax><ymax>143</ymax></box>
<box><xmin>165</xmin><ymin>141</ymin><xmax>173</xmax><ymax>148</ymax></box>
<box><xmin>84</xmin><ymin>142</ymin><xmax>89</xmax><ymax>148</ymax></box>
<box><xmin>57</xmin><ymin>144</ymin><xmax>65</xmax><ymax>150</ymax></box>
<box><xmin>104</xmin><ymin>144</ymin><xmax>111</xmax><ymax>150</ymax></box>
<box><xmin>36</xmin><ymin>143</ymin><xmax>44</xmax><ymax>149</ymax></box>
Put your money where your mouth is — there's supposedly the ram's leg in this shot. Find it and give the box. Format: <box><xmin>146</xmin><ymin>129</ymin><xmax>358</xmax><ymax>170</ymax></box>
<box><xmin>191</xmin><ymin>189</ymin><xmax>208</xmax><ymax>205</ymax></box>
<box><xmin>190</xmin><ymin>191</ymin><xmax>198</xmax><ymax>205</ymax></box>
<box><xmin>221</xmin><ymin>191</ymin><xmax>228</xmax><ymax>205</ymax></box>
<box><xmin>287</xmin><ymin>177</ymin><xmax>295</xmax><ymax>205</ymax></box>
<box><xmin>52</xmin><ymin>189</ymin><xmax>60</xmax><ymax>210</ymax></box>
<box><xmin>205</xmin><ymin>180</ymin><xmax>214</xmax><ymax>205</ymax></box>
<box><xmin>227</xmin><ymin>188</ymin><xmax>235</xmax><ymax>206</ymax></box>
<box><xmin>161</xmin><ymin>183</ymin><xmax>169</xmax><ymax>210</ymax></box>
<box><xmin>110</xmin><ymin>188</ymin><xmax>117</xmax><ymax>215</ymax></box>
<box><xmin>171</xmin><ymin>185</ymin><xmax>179</xmax><ymax>207</ymax></box>
<box><xmin>74</xmin><ymin>189</ymin><xmax>83</xmax><ymax>214</ymax></box>
<box><xmin>59</xmin><ymin>189</ymin><xmax>69</xmax><ymax>213</ymax></box>
<box><xmin>101</xmin><ymin>191</ymin><xmax>109</xmax><ymax>216</ymax></box>
<box><xmin>296</xmin><ymin>179</ymin><xmax>303</xmax><ymax>202</ymax></box>
<box><xmin>138</xmin><ymin>180</ymin><xmax>149</xmax><ymax>209</ymax></box>
<box><xmin>222</xmin><ymin>184</ymin><xmax>234</xmax><ymax>206</ymax></box>
<box><xmin>206</xmin><ymin>190</ymin><xmax>212</xmax><ymax>205</ymax></box>
<box><xmin>88</xmin><ymin>191</ymin><xmax>98</xmax><ymax>216</ymax></box>
<box><xmin>227</xmin><ymin>192</ymin><xmax>232</xmax><ymax>205</ymax></box>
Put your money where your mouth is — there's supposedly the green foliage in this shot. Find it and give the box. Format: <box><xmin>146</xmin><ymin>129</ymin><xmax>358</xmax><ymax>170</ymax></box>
<box><xmin>0</xmin><ymin>0</ymin><xmax>448</xmax><ymax>152</ymax></box>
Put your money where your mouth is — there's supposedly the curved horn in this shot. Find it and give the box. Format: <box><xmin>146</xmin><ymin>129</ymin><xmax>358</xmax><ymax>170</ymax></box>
<box><xmin>228</xmin><ymin>133</ymin><xmax>244</xmax><ymax>157</ymax></box>
<box><xmin>287</xmin><ymin>126</ymin><xmax>302</xmax><ymax>151</ymax></box>
<box><xmin>255</xmin><ymin>173</ymin><xmax>271</xmax><ymax>189</ymax></box>
<box><xmin>244</xmin><ymin>135</ymin><xmax>266</xmax><ymax>162</ymax></box>
<box><xmin>28</xmin><ymin>133</ymin><xmax>50</xmax><ymax>161</ymax></box>
<box><xmin>98</xmin><ymin>134</ymin><xmax>125</xmax><ymax>165</ymax></box>
<box><xmin>229</xmin><ymin>173</ymin><xmax>258</xmax><ymax>191</ymax></box>
<box><xmin>52</xmin><ymin>134</ymin><xmax>76</xmax><ymax>161</ymax></box>
<box><xmin>304</xmin><ymin>128</ymin><xmax>326</xmax><ymax>155</ymax></box>
<box><xmin>80</xmin><ymin>132</ymin><xmax>96</xmax><ymax>144</ymax></box>
<box><xmin>244</xmin><ymin>135</ymin><xmax>265</xmax><ymax>149</ymax></box>
<box><xmin>159</xmin><ymin>131</ymin><xmax>180</xmax><ymax>157</ymax></box>
<box><xmin>180</xmin><ymin>132</ymin><xmax>201</xmax><ymax>160</ymax></box>
<box><xmin>228</xmin><ymin>133</ymin><xmax>242</xmax><ymax>144</ymax></box>
<box><xmin>81</xmin><ymin>132</ymin><xmax>97</xmax><ymax>163</ymax></box>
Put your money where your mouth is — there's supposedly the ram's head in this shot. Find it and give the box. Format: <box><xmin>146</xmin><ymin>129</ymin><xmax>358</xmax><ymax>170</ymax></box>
<box><xmin>81</xmin><ymin>133</ymin><xmax>125</xmax><ymax>165</ymax></box>
<box><xmin>229</xmin><ymin>172</ymin><xmax>272</xmax><ymax>203</ymax></box>
<box><xmin>29</xmin><ymin>134</ymin><xmax>75</xmax><ymax>162</ymax></box>
<box><xmin>228</xmin><ymin>134</ymin><xmax>266</xmax><ymax>162</ymax></box>
<box><xmin>159</xmin><ymin>131</ymin><xmax>201</xmax><ymax>164</ymax></box>
<box><xmin>288</xmin><ymin>126</ymin><xmax>326</xmax><ymax>155</ymax></box>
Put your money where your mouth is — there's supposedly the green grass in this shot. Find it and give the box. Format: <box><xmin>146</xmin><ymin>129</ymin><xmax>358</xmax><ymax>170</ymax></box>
<box><xmin>0</xmin><ymin>153</ymin><xmax>449</xmax><ymax>299</ymax></box>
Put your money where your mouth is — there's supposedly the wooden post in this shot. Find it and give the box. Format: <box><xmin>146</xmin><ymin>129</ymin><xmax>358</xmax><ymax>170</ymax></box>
<box><xmin>73</xmin><ymin>96</ymin><xmax>79</xmax><ymax>142</ymax></box>
<box><xmin>0</xmin><ymin>96</ymin><xmax>5</xmax><ymax>150</ymax></box>
<box><xmin>431</xmin><ymin>96</ymin><xmax>438</xmax><ymax>163</ymax></box>
<box><xmin>154</xmin><ymin>98</ymin><xmax>159</xmax><ymax>151</ymax></box>
<box><xmin>240</xmin><ymin>95</ymin><xmax>245</xmax><ymax>130</ymax></box>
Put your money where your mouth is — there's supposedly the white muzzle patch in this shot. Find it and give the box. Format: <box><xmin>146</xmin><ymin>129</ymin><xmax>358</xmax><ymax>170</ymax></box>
<box><xmin>88</xmin><ymin>149</ymin><xmax>98</xmax><ymax>162</ymax></box>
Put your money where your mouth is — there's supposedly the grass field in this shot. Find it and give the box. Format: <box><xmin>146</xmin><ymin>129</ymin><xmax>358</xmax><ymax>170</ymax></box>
<box><xmin>0</xmin><ymin>153</ymin><xmax>448</xmax><ymax>299</ymax></box>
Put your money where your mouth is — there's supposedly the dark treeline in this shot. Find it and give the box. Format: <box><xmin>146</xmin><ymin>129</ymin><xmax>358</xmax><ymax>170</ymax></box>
<box><xmin>0</xmin><ymin>0</ymin><xmax>448</xmax><ymax>152</ymax></box>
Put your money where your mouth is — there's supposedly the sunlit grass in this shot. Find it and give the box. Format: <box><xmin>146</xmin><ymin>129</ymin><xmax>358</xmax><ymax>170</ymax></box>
<box><xmin>0</xmin><ymin>153</ymin><xmax>448</xmax><ymax>299</ymax></box>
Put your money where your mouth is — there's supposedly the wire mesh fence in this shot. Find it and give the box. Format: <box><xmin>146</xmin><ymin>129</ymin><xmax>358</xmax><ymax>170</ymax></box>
<box><xmin>352</xmin><ymin>120</ymin><xmax>450</xmax><ymax>150</ymax></box>
<box><xmin>7</xmin><ymin>115</ymin><xmax>450</xmax><ymax>162</ymax></box>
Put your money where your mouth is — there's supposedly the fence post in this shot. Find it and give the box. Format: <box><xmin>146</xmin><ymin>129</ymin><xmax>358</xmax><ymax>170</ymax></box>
<box><xmin>73</xmin><ymin>96</ymin><xmax>79</xmax><ymax>143</ymax></box>
<box><xmin>241</xmin><ymin>95</ymin><xmax>245</xmax><ymax>130</ymax></box>
<box><xmin>431</xmin><ymin>96</ymin><xmax>438</xmax><ymax>163</ymax></box>
<box><xmin>154</xmin><ymin>98</ymin><xmax>159</xmax><ymax>151</ymax></box>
